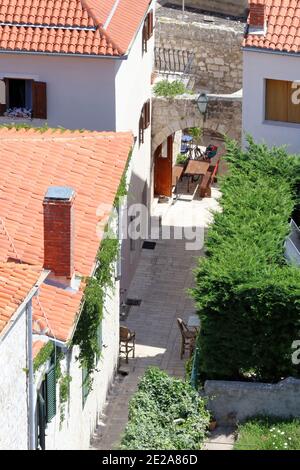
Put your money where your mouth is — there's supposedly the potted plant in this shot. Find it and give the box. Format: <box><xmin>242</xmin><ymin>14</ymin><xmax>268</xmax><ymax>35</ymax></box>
<box><xmin>209</xmin><ymin>415</ymin><xmax>217</xmax><ymax>432</ymax></box>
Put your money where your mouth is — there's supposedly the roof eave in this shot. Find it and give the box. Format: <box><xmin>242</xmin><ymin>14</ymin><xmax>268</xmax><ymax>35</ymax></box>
<box><xmin>243</xmin><ymin>46</ymin><xmax>300</xmax><ymax>56</ymax></box>
<box><xmin>0</xmin><ymin>48</ymin><xmax>128</xmax><ymax>60</ymax></box>
<box><xmin>0</xmin><ymin>269</ymin><xmax>50</xmax><ymax>343</ymax></box>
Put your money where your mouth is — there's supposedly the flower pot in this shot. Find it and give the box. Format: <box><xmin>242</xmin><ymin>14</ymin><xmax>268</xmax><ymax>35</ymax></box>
<box><xmin>209</xmin><ymin>420</ymin><xmax>217</xmax><ymax>432</ymax></box>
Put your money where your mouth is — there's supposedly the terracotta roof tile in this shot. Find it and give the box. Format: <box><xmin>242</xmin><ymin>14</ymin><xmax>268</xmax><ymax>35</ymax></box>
<box><xmin>244</xmin><ymin>0</ymin><xmax>300</xmax><ymax>53</ymax></box>
<box><xmin>0</xmin><ymin>127</ymin><xmax>133</xmax><ymax>341</ymax></box>
<box><xmin>32</xmin><ymin>338</ymin><xmax>47</xmax><ymax>358</ymax></box>
<box><xmin>0</xmin><ymin>0</ymin><xmax>151</xmax><ymax>56</ymax></box>
<box><xmin>0</xmin><ymin>262</ymin><xmax>42</xmax><ymax>334</ymax></box>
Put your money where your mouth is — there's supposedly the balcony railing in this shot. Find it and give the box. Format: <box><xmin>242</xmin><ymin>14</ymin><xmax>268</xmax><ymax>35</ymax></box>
<box><xmin>285</xmin><ymin>219</ymin><xmax>300</xmax><ymax>266</ymax></box>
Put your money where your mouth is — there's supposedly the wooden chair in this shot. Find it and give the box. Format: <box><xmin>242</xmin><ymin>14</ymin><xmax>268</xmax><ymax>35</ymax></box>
<box><xmin>177</xmin><ymin>318</ymin><xmax>197</xmax><ymax>359</ymax></box>
<box><xmin>199</xmin><ymin>170</ymin><xmax>212</xmax><ymax>198</ymax></box>
<box><xmin>119</xmin><ymin>326</ymin><xmax>136</xmax><ymax>363</ymax></box>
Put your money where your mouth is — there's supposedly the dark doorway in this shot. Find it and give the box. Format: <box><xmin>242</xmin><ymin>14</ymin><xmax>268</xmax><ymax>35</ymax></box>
<box><xmin>154</xmin><ymin>135</ymin><xmax>173</xmax><ymax>197</ymax></box>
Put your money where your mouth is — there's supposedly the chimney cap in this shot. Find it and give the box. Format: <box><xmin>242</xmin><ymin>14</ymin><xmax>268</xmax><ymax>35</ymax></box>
<box><xmin>44</xmin><ymin>186</ymin><xmax>75</xmax><ymax>201</ymax></box>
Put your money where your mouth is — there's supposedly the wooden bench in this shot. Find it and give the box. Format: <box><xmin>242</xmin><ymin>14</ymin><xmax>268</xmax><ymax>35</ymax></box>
<box><xmin>199</xmin><ymin>170</ymin><xmax>212</xmax><ymax>198</ymax></box>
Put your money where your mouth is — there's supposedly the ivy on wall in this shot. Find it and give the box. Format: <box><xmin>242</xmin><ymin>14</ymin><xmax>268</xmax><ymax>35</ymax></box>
<box><xmin>33</xmin><ymin>342</ymin><xmax>54</xmax><ymax>372</ymax></box>
<box><xmin>72</xmin><ymin>148</ymin><xmax>132</xmax><ymax>390</ymax></box>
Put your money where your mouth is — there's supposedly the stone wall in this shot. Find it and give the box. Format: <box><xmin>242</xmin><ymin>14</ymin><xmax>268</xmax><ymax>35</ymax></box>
<box><xmin>152</xmin><ymin>93</ymin><xmax>242</xmax><ymax>151</ymax></box>
<box><xmin>156</xmin><ymin>9</ymin><xmax>244</xmax><ymax>94</ymax></box>
<box><xmin>204</xmin><ymin>378</ymin><xmax>300</xmax><ymax>425</ymax></box>
<box><xmin>159</xmin><ymin>1</ymin><xmax>248</xmax><ymax>18</ymax></box>
<box><xmin>0</xmin><ymin>307</ymin><xmax>28</xmax><ymax>450</ymax></box>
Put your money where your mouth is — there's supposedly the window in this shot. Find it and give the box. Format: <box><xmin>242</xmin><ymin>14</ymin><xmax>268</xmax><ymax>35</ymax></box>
<box><xmin>0</xmin><ymin>78</ymin><xmax>47</xmax><ymax>119</ymax></box>
<box><xmin>82</xmin><ymin>366</ymin><xmax>90</xmax><ymax>408</ymax></box>
<box><xmin>36</xmin><ymin>363</ymin><xmax>57</xmax><ymax>450</ymax></box>
<box><xmin>142</xmin><ymin>10</ymin><xmax>154</xmax><ymax>53</ymax></box>
<box><xmin>96</xmin><ymin>320</ymin><xmax>103</xmax><ymax>362</ymax></box>
<box><xmin>265</xmin><ymin>79</ymin><xmax>300</xmax><ymax>124</ymax></box>
<box><xmin>139</xmin><ymin>100</ymin><xmax>151</xmax><ymax>145</ymax></box>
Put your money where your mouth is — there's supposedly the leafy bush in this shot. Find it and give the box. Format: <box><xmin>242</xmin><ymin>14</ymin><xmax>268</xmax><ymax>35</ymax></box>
<box><xmin>176</xmin><ymin>153</ymin><xmax>188</xmax><ymax>165</ymax></box>
<box><xmin>234</xmin><ymin>417</ymin><xmax>300</xmax><ymax>450</ymax></box>
<box><xmin>192</xmin><ymin>137</ymin><xmax>300</xmax><ymax>383</ymax></box>
<box><xmin>153</xmin><ymin>80</ymin><xmax>187</xmax><ymax>97</ymax></box>
<box><xmin>187</xmin><ymin>127</ymin><xmax>203</xmax><ymax>145</ymax></box>
<box><xmin>120</xmin><ymin>367</ymin><xmax>210</xmax><ymax>450</ymax></box>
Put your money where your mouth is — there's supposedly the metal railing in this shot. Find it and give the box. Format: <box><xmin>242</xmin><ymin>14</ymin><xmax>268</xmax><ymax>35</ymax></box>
<box><xmin>285</xmin><ymin>219</ymin><xmax>300</xmax><ymax>266</ymax></box>
<box><xmin>154</xmin><ymin>47</ymin><xmax>195</xmax><ymax>77</ymax></box>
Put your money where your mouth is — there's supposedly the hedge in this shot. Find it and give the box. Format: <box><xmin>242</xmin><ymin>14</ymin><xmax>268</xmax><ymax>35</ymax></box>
<box><xmin>120</xmin><ymin>367</ymin><xmax>210</xmax><ymax>450</ymax></box>
<box><xmin>192</xmin><ymin>137</ymin><xmax>300</xmax><ymax>383</ymax></box>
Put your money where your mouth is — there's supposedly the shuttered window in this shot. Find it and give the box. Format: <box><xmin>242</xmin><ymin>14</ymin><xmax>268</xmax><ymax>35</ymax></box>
<box><xmin>32</xmin><ymin>81</ymin><xmax>47</xmax><ymax>119</ymax></box>
<box><xmin>142</xmin><ymin>10</ymin><xmax>154</xmax><ymax>53</ymax></box>
<box><xmin>139</xmin><ymin>100</ymin><xmax>151</xmax><ymax>146</ymax></box>
<box><xmin>37</xmin><ymin>392</ymin><xmax>46</xmax><ymax>450</ymax></box>
<box><xmin>96</xmin><ymin>320</ymin><xmax>103</xmax><ymax>362</ymax></box>
<box><xmin>46</xmin><ymin>364</ymin><xmax>56</xmax><ymax>422</ymax></box>
<box><xmin>82</xmin><ymin>366</ymin><xmax>90</xmax><ymax>408</ymax></box>
<box><xmin>265</xmin><ymin>79</ymin><xmax>300</xmax><ymax>124</ymax></box>
<box><xmin>0</xmin><ymin>78</ymin><xmax>47</xmax><ymax>119</ymax></box>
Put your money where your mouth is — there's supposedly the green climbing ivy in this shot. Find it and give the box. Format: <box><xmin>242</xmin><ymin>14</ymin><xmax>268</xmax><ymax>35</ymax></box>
<box><xmin>59</xmin><ymin>374</ymin><xmax>72</xmax><ymax>427</ymax></box>
<box><xmin>33</xmin><ymin>342</ymin><xmax>54</xmax><ymax>372</ymax></box>
<box><xmin>72</xmin><ymin>149</ymin><xmax>132</xmax><ymax>391</ymax></box>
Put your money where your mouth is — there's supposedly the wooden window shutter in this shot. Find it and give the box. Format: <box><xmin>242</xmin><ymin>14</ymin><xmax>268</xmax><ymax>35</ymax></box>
<box><xmin>142</xmin><ymin>17</ymin><xmax>148</xmax><ymax>53</ymax></box>
<box><xmin>265</xmin><ymin>79</ymin><xmax>288</xmax><ymax>122</ymax></box>
<box><xmin>0</xmin><ymin>78</ymin><xmax>8</xmax><ymax>116</ymax></box>
<box><xmin>32</xmin><ymin>81</ymin><xmax>47</xmax><ymax>119</ymax></box>
<box><xmin>139</xmin><ymin>113</ymin><xmax>144</xmax><ymax>145</ymax></box>
<box><xmin>144</xmin><ymin>100</ymin><xmax>150</xmax><ymax>128</ymax></box>
<box><xmin>148</xmin><ymin>11</ymin><xmax>154</xmax><ymax>38</ymax></box>
<box><xmin>46</xmin><ymin>364</ymin><xmax>56</xmax><ymax>422</ymax></box>
<box><xmin>38</xmin><ymin>393</ymin><xmax>46</xmax><ymax>450</ymax></box>
<box><xmin>82</xmin><ymin>366</ymin><xmax>89</xmax><ymax>407</ymax></box>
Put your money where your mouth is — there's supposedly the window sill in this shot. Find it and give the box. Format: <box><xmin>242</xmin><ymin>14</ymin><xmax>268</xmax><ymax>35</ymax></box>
<box><xmin>263</xmin><ymin>119</ymin><xmax>300</xmax><ymax>130</ymax></box>
<box><xmin>0</xmin><ymin>116</ymin><xmax>47</xmax><ymax>125</ymax></box>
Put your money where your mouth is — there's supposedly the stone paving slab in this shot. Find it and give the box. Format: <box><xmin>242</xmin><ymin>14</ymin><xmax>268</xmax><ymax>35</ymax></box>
<box><xmin>91</xmin><ymin>193</ymin><xmax>222</xmax><ymax>450</ymax></box>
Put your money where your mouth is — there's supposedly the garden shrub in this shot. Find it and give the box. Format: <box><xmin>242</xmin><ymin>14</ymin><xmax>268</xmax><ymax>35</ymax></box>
<box><xmin>153</xmin><ymin>80</ymin><xmax>188</xmax><ymax>97</ymax></box>
<box><xmin>120</xmin><ymin>367</ymin><xmax>210</xmax><ymax>450</ymax></box>
<box><xmin>192</xmin><ymin>137</ymin><xmax>300</xmax><ymax>383</ymax></box>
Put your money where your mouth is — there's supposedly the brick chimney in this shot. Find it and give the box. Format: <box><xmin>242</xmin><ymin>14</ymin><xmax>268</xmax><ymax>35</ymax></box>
<box><xmin>249</xmin><ymin>1</ymin><xmax>266</xmax><ymax>31</ymax></box>
<box><xmin>43</xmin><ymin>186</ymin><xmax>75</xmax><ymax>281</ymax></box>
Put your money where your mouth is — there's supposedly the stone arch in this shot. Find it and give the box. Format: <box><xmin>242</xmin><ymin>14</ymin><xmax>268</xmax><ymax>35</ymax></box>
<box><xmin>151</xmin><ymin>94</ymin><xmax>242</xmax><ymax>154</ymax></box>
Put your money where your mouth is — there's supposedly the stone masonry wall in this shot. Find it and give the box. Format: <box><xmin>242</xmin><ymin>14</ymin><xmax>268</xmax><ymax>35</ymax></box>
<box><xmin>156</xmin><ymin>9</ymin><xmax>244</xmax><ymax>94</ymax></box>
<box><xmin>204</xmin><ymin>378</ymin><xmax>300</xmax><ymax>425</ymax></box>
<box><xmin>0</xmin><ymin>309</ymin><xmax>28</xmax><ymax>450</ymax></box>
<box><xmin>159</xmin><ymin>1</ymin><xmax>248</xmax><ymax>18</ymax></box>
<box><xmin>152</xmin><ymin>94</ymin><xmax>242</xmax><ymax>151</ymax></box>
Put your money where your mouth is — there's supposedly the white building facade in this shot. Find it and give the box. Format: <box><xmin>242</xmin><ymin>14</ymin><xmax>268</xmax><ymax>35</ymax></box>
<box><xmin>243</xmin><ymin>1</ymin><xmax>300</xmax><ymax>154</ymax></box>
<box><xmin>0</xmin><ymin>0</ymin><xmax>156</xmax><ymax>294</ymax></box>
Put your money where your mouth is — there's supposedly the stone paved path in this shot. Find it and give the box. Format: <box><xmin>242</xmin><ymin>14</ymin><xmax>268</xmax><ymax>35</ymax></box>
<box><xmin>203</xmin><ymin>427</ymin><xmax>236</xmax><ymax>450</ymax></box>
<box><xmin>91</xmin><ymin>191</ymin><xmax>222</xmax><ymax>450</ymax></box>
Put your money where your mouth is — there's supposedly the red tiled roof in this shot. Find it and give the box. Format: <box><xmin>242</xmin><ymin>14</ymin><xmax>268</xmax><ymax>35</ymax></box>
<box><xmin>0</xmin><ymin>127</ymin><xmax>133</xmax><ymax>341</ymax></box>
<box><xmin>0</xmin><ymin>262</ymin><xmax>42</xmax><ymax>334</ymax></box>
<box><xmin>0</xmin><ymin>0</ymin><xmax>151</xmax><ymax>56</ymax></box>
<box><xmin>244</xmin><ymin>0</ymin><xmax>300</xmax><ymax>53</ymax></box>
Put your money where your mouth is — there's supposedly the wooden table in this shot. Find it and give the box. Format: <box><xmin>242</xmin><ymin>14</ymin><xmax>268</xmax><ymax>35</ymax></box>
<box><xmin>172</xmin><ymin>165</ymin><xmax>184</xmax><ymax>187</ymax></box>
<box><xmin>184</xmin><ymin>161</ymin><xmax>210</xmax><ymax>193</ymax></box>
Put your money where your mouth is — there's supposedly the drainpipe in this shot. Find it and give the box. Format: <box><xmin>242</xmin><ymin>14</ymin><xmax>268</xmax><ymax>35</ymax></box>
<box><xmin>190</xmin><ymin>338</ymin><xmax>200</xmax><ymax>389</ymax></box>
<box><xmin>27</xmin><ymin>298</ymin><xmax>35</xmax><ymax>450</ymax></box>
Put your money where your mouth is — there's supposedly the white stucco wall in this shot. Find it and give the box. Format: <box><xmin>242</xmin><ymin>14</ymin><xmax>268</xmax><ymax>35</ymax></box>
<box><xmin>115</xmin><ymin>2</ymin><xmax>155</xmax><ymax>293</ymax></box>
<box><xmin>0</xmin><ymin>54</ymin><xmax>117</xmax><ymax>131</ymax></box>
<box><xmin>0</xmin><ymin>307</ymin><xmax>28</xmax><ymax>450</ymax></box>
<box><xmin>243</xmin><ymin>49</ymin><xmax>300</xmax><ymax>154</ymax></box>
<box><xmin>36</xmin><ymin>280</ymin><xmax>120</xmax><ymax>450</ymax></box>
